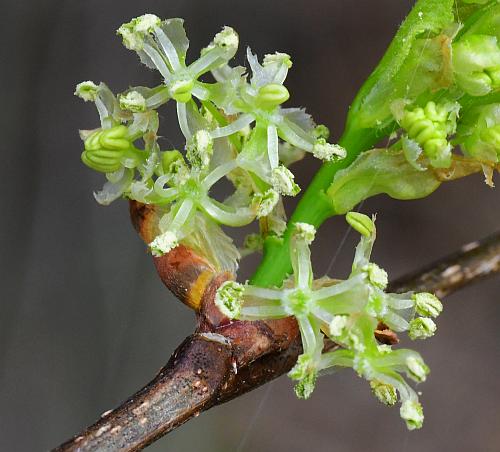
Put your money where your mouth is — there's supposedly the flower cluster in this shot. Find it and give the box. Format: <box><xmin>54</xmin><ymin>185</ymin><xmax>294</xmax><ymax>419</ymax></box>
<box><xmin>215</xmin><ymin>212</ymin><xmax>443</xmax><ymax>430</ymax></box>
<box><xmin>388</xmin><ymin>2</ymin><xmax>500</xmax><ymax>172</ymax></box>
<box><xmin>324</xmin><ymin>1</ymin><xmax>499</xmax><ymax>216</ymax></box>
<box><xmin>75</xmin><ymin>15</ymin><xmax>345</xmax><ymax>271</ymax></box>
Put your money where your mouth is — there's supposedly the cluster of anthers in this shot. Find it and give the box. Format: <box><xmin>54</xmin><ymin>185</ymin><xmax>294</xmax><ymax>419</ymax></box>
<box><xmin>75</xmin><ymin>14</ymin><xmax>346</xmax><ymax>272</ymax></box>
<box><xmin>216</xmin><ymin>212</ymin><xmax>443</xmax><ymax>430</ymax></box>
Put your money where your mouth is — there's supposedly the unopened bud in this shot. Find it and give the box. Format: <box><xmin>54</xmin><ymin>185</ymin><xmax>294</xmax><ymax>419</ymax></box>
<box><xmin>346</xmin><ymin>211</ymin><xmax>375</xmax><ymax>237</ymax></box>
<box><xmin>257</xmin><ymin>83</ymin><xmax>290</xmax><ymax>108</ymax></box>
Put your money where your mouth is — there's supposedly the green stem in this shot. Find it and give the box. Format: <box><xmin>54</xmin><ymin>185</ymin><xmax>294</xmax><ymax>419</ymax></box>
<box><xmin>249</xmin><ymin>124</ymin><xmax>386</xmax><ymax>287</ymax></box>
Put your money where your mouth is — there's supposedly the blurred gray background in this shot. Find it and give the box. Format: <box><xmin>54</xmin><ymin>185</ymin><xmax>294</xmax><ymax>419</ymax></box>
<box><xmin>1</xmin><ymin>1</ymin><xmax>499</xmax><ymax>451</ymax></box>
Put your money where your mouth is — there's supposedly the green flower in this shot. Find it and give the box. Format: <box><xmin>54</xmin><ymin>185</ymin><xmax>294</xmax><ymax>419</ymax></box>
<box><xmin>214</xmin><ymin>215</ymin><xmax>437</xmax><ymax>429</ymax></box>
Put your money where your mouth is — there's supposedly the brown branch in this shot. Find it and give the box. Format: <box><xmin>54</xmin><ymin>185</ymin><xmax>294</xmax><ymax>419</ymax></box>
<box><xmin>53</xmin><ymin>207</ymin><xmax>500</xmax><ymax>451</ymax></box>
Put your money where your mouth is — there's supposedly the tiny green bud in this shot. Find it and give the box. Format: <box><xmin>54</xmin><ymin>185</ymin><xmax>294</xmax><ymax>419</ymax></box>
<box><xmin>453</xmin><ymin>34</ymin><xmax>500</xmax><ymax>96</ymax></box>
<box><xmin>413</xmin><ymin>292</ymin><xmax>443</xmax><ymax>318</ymax></box>
<box><xmin>460</xmin><ymin>103</ymin><xmax>500</xmax><ymax>163</ymax></box>
<box><xmin>263</xmin><ymin>52</ymin><xmax>292</xmax><ymax>69</ymax></box>
<box><xmin>170</xmin><ymin>79</ymin><xmax>194</xmax><ymax>103</ymax></box>
<box><xmin>75</xmin><ymin>81</ymin><xmax>99</xmax><ymax>102</ymax></box>
<box><xmin>81</xmin><ymin>126</ymin><xmax>133</xmax><ymax>173</ymax></box>
<box><xmin>312</xmin><ymin>139</ymin><xmax>347</xmax><ymax>161</ymax></box>
<box><xmin>406</xmin><ymin>356</ymin><xmax>430</xmax><ymax>383</ymax></box>
<box><xmin>346</xmin><ymin>212</ymin><xmax>375</xmax><ymax>237</ymax></box>
<box><xmin>253</xmin><ymin>189</ymin><xmax>279</xmax><ymax>218</ymax></box>
<box><xmin>370</xmin><ymin>380</ymin><xmax>398</xmax><ymax>406</ymax></box>
<box><xmin>256</xmin><ymin>83</ymin><xmax>290</xmax><ymax>108</ymax></box>
<box><xmin>365</xmin><ymin>263</ymin><xmax>388</xmax><ymax>290</ymax></box>
<box><xmin>97</xmin><ymin>125</ymin><xmax>131</xmax><ymax>150</ymax></box>
<box><xmin>271</xmin><ymin>166</ymin><xmax>300</xmax><ymax>196</ymax></box>
<box><xmin>313</xmin><ymin>124</ymin><xmax>330</xmax><ymax>140</ymax></box>
<box><xmin>187</xmin><ymin>130</ymin><xmax>213</xmax><ymax>168</ymax></box>
<box><xmin>81</xmin><ymin>149</ymin><xmax>122</xmax><ymax>173</ymax></box>
<box><xmin>399</xmin><ymin>101</ymin><xmax>459</xmax><ymax>168</ymax></box>
<box><xmin>215</xmin><ymin>280</ymin><xmax>245</xmax><ymax>318</ymax></box>
<box><xmin>119</xmin><ymin>91</ymin><xmax>147</xmax><ymax>112</ymax></box>
<box><xmin>294</xmin><ymin>222</ymin><xmax>316</xmax><ymax>244</ymax></box>
<box><xmin>400</xmin><ymin>400</ymin><xmax>424</xmax><ymax>430</ymax></box>
<box><xmin>329</xmin><ymin>315</ymin><xmax>348</xmax><ymax>337</ymax></box>
<box><xmin>150</xmin><ymin>231</ymin><xmax>179</xmax><ymax>257</ymax></box>
<box><xmin>408</xmin><ymin>317</ymin><xmax>437</xmax><ymax>340</ymax></box>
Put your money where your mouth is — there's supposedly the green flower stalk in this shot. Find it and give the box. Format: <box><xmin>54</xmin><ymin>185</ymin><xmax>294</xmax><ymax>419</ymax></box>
<box><xmin>216</xmin><ymin>213</ymin><xmax>443</xmax><ymax>429</ymax></box>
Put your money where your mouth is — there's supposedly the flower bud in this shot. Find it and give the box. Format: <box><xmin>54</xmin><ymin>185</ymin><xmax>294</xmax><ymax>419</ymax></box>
<box><xmin>81</xmin><ymin>126</ymin><xmax>133</xmax><ymax>173</ymax></box>
<box><xmin>453</xmin><ymin>34</ymin><xmax>500</xmax><ymax>96</ymax></box>
<box><xmin>215</xmin><ymin>281</ymin><xmax>245</xmax><ymax>318</ymax></box>
<box><xmin>460</xmin><ymin>103</ymin><xmax>500</xmax><ymax>162</ymax></box>
<box><xmin>256</xmin><ymin>83</ymin><xmax>290</xmax><ymax>108</ymax></box>
<box><xmin>400</xmin><ymin>400</ymin><xmax>424</xmax><ymax>430</ymax></box>
<box><xmin>119</xmin><ymin>91</ymin><xmax>147</xmax><ymax>112</ymax></box>
<box><xmin>271</xmin><ymin>165</ymin><xmax>300</xmax><ymax>196</ymax></box>
<box><xmin>400</xmin><ymin>101</ymin><xmax>459</xmax><ymax>168</ymax></box>
<box><xmin>370</xmin><ymin>380</ymin><xmax>398</xmax><ymax>406</ymax></box>
<box><xmin>346</xmin><ymin>211</ymin><xmax>375</xmax><ymax>237</ymax></box>
<box><xmin>408</xmin><ymin>317</ymin><xmax>437</xmax><ymax>340</ymax></box>
<box><xmin>413</xmin><ymin>292</ymin><xmax>443</xmax><ymax>318</ymax></box>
